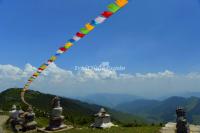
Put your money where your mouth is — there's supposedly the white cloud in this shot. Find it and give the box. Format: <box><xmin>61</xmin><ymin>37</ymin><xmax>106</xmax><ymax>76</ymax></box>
<box><xmin>0</xmin><ymin>62</ymin><xmax>200</xmax><ymax>98</ymax></box>
<box><xmin>135</xmin><ymin>70</ymin><xmax>175</xmax><ymax>79</ymax></box>
<box><xmin>0</xmin><ymin>64</ymin><xmax>23</xmax><ymax>80</ymax></box>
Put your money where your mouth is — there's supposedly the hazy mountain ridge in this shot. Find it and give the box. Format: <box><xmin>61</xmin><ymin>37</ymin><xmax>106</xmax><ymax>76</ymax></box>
<box><xmin>78</xmin><ymin>93</ymin><xmax>141</xmax><ymax>107</ymax></box>
<box><xmin>115</xmin><ymin>96</ymin><xmax>200</xmax><ymax>124</ymax></box>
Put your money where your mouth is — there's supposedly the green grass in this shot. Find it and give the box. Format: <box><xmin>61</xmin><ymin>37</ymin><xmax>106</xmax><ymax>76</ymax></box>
<box><xmin>4</xmin><ymin>119</ymin><xmax>161</xmax><ymax>133</ymax></box>
<box><xmin>4</xmin><ymin>122</ymin><xmax>161</xmax><ymax>133</ymax></box>
<box><xmin>29</xmin><ymin>126</ymin><xmax>160</xmax><ymax>133</ymax></box>
<box><xmin>54</xmin><ymin>126</ymin><xmax>160</xmax><ymax>133</ymax></box>
<box><xmin>36</xmin><ymin>117</ymin><xmax>49</xmax><ymax>128</ymax></box>
<box><xmin>34</xmin><ymin>117</ymin><xmax>160</xmax><ymax>133</ymax></box>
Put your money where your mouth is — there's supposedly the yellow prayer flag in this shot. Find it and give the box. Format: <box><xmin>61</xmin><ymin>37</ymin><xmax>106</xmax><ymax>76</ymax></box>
<box><xmin>33</xmin><ymin>72</ymin><xmax>39</xmax><ymax>76</ymax></box>
<box><xmin>50</xmin><ymin>56</ymin><xmax>57</xmax><ymax>61</ymax></box>
<box><xmin>85</xmin><ymin>23</ymin><xmax>94</xmax><ymax>31</ymax></box>
<box><xmin>115</xmin><ymin>0</ymin><xmax>128</xmax><ymax>7</ymax></box>
<box><xmin>40</xmin><ymin>64</ymin><xmax>47</xmax><ymax>70</ymax></box>
<box><xmin>64</xmin><ymin>42</ymin><xmax>73</xmax><ymax>49</ymax></box>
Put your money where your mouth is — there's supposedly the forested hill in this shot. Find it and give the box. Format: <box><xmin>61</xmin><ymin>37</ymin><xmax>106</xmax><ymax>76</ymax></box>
<box><xmin>115</xmin><ymin>96</ymin><xmax>200</xmax><ymax>124</ymax></box>
<box><xmin>0</xmin><ymin>88</ymin><xmax>143</xmax><ymax>125</ymax></box>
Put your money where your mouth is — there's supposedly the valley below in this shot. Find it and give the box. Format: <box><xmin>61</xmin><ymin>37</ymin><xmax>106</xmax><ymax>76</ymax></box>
<box><xmin>1</xmin><ymin>88</ymin><xmax>200</xmax><ymax>133</ymax></box>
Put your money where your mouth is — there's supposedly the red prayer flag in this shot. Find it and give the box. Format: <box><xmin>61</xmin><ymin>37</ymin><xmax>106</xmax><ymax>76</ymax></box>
<box><xmin>101</xmin><ymin>11</ymin><xmax>113</xmax><ymax>18</ymax></box>
<box><xmin>59</xmin><ymin>47</ymin><xmax>67</xmax><ymax>52</ymax></box>
<box><xmin>76</xmin><ymin>32</ymin><xmax>85</xmax><ymax>38</ymax></box>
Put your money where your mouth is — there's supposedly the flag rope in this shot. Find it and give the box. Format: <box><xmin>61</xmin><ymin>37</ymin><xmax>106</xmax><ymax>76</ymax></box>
<box><xmin>21</xmin><ymin>0</ymin><xmax>128</xmax><ymax>106</ymax></box>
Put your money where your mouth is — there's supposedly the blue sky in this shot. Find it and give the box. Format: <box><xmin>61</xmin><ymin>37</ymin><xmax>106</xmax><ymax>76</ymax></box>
<box><xmin>0</xmin><ymin>0</ymin><xmax>200</xmax><ymax>97</ymax></box>
<box><xmin>0</xmin><ymin>0</ymin><xmax>199</xmax><ymax>73</ymax></box>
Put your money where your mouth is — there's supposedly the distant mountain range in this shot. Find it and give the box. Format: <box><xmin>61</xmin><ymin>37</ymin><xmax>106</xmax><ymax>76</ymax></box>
<box><xmin>180</xmin><ymin>92</ymin><xmax>200</xmax><ymax>98</ymax></box>
<box><xmin>78</xmin><ymin>93</ymin><xmax>141</xmax><ymax>108</ymax></box>
<box><xmin>0</xmin><ymin>88</ymin><xmax>143</xmax><ymax>125</ymax></box>
<box><xmin>78</xmin><ymin>92</ymin><xmax>200</xmax><ymax>108</ymax></box>
<box><xmin>115</xmin><ymin>96</ymin><xmax>200</xmax><ymax>124</ymax></box>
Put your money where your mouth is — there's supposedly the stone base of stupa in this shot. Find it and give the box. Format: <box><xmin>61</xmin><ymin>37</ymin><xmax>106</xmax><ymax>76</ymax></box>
<box><xmin>37</xmin><ymin>125</ymin><xmax>73</xmax><ymax>133</ymax></box>
<box><xmin>91</xmin><ymin>122</ymin><xmax>117</xmax><ymax>129</ymax></box>
<box><xmin>160</xmin><ymin>122</ymin><xmax>200</xmax><ymax>133</ymax></box>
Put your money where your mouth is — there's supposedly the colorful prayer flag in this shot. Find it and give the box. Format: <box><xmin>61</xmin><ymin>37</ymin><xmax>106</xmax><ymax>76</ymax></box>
<box><xmin>80</xmin><ymin>28</ymin><xmax>90</xmax><ymax>34</ymax></box>
<box><xmin>101</xmin><ymin>11</ymin><xmax>113</xmax><ymax>18</ymax></box>
<box><xmin>85</xmin><ymin>23</ymin><xmax>94</xmax><ymax>31</ymax></box>
<box><xmin>76</xmin><ymin>32</ymin><xmax>85</xmax><ymax>38</ymax></box>
<box><xmin>21</xmin><ymin>0</ymin><xmax>128</xmax><ymax>106</ymax></box>
<box><xmin>64</xmin><ymin>42</ymin><xmax>73</xmax><ymax>49</ymax></box>
<box><xmin>115</xmin><ymin>0</ymin><xmax>128</xmax><ymax>7</ymax></box>
<box><xmin>95</xmin><ymin>16</ymin><xmax>107</xmax><ymax>24</ymax></box>
<box><xmin>108</xmin><ymin>3</ymin><xmax>120</xmax><ymax>13</ymax></box>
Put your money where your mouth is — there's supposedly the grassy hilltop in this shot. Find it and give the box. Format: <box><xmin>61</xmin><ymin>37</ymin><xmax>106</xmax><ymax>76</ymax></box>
<box><xmin>0</xmin><ymin>88</ymin><xmax>143</xmax><ymax>125</ymax></box>
<box><xmin>0</xmin><ymin>88</ymin><xmax>161</xmax><ymax>133</ymax></box>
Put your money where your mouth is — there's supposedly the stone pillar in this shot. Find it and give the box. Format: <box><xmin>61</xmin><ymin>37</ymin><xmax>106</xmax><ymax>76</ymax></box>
<box><xmin>176</xmin><ymin>107</ymin><xmax>189</xmax><ymax>133</ymax></box>
<box><xmin>46</xmin><ymin>97</ymin><xmax>66</xmax><ymax>131</ymax></box>
<box><xmin>21</xmin><ymin>106</ymin><xmax>37</xmax><ymax>132</ymax></box>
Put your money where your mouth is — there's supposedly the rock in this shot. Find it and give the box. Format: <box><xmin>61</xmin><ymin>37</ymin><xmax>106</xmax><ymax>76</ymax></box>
<box><xmin>161</xmin><ymin>122</ymin><xmax>200</xmax><ymax>133</ymax></box>
<box><xmin>44</xmin><ymin>96</ymin><xmax>73</xmax><ymax>131</ymax></box>
<box><xmin>0</xmin><ymin>115</ymin><xmax>9</xmax><ymax>133</ymax></box>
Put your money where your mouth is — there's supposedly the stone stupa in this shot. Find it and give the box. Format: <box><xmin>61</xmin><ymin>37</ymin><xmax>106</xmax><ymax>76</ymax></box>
<box><xmin>176</xmin><ymin>107</ymin><xmax>190</xmax><ymax>133</ymax></box>
<box><xmin>38</xmin><ymin>96</ymin><xmax>73</xmax><ymax>132</ymax></box>
<box><xmin>91</xmin><ymin>108</ymin><xmax>116</xmax><ymax>129</ymax></box>
<box><xmin>20</xmin><ymin>106</ymin><xmax>37</xmax><ymax>132</ymax></box>
<box><xmin>45</xmin><ymin>96</ymin><xmax>67</xmax><ymax>131</ymax></box>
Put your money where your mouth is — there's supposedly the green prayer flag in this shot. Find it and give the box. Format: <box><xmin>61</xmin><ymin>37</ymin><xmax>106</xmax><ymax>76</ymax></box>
<box><xmin>108</xmin><ymin>3</ymin><xmax>120</xmax><ymax>13</ymax></box>
<box><xmin>80</xmin><ymin>28</ymin><xmax>90</xmax><ymax>34</ymax></box>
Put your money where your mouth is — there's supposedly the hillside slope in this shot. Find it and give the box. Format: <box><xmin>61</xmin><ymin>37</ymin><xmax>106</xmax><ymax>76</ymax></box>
<box><xmin>115</xmin><ymin>96</ymin><xmax>200</xmax><ymax>124</ymax></box>
<box><xmin>79</xmin><ymin>93</ymin><xmax>141</xmax><ymax>107</ymax></box>
<box><xmin>0</xmin><ymin>88</ymin><xmax>143</xmax><ymax>125</ymax></box>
